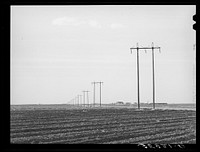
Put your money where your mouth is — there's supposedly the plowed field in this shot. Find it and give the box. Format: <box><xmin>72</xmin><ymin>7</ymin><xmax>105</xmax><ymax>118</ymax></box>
<box><xmin>10</xmin><ymin>107</ymin><xmax>196</xmax><ymax>144</ymax></box>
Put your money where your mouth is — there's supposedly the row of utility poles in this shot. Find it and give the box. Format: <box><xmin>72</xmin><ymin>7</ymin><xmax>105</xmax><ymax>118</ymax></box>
<box><xmin>69</xmin><ymin>81</ymin><xmax>103</xmax><ymax>107</ymax></box>
<box><xmin>68</xmin><ymin>42</ymin><xmax>161</xmax><ymax>110</ymax></box>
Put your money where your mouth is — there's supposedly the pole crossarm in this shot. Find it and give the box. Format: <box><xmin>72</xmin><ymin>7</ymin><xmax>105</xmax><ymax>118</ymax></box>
<box><xmin>130</xmin><ymin>47</ymin><xmax>161</xmax><ymax>51</ymax></box>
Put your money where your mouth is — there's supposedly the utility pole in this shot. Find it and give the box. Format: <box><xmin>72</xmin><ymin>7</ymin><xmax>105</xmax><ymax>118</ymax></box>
<box><xmin>151</xmin><ymin>42</ymin><xmax>161</xmax><ymax>109</ymax></box>
<box><xmin>92</xmin><ymin>82</ymin><xmax>97</xmax><ymax>107</ymax></box>
<box><xmin>130</xmin><ymin>43</ymin><xmax>141</xmax><ymax>110</ymax></box>
<box><xmin>131</xmin><ymin>42</ymin><xmax>161</xmax><ymax>109</ymax></box>
<box><xmin>75</xmin><ymin>96</ymin><xmax>77</xmax><ymax>106</ymax></box>
<box><xmin>82</xmin><ymin>91</ymin><xmax>85</xmax><ymax>107</ymax></box>
<box><xmin>96</xmin><ymin>82</ymin><xmax>103</xmax><ymax>107</ymax></box>
<box><xmin>77</xmin><ymin>95</ymin><xmax>79</xmax><ymax>106</ymax></box>
<box><xmin>83</xmin><ymin>91</ymin><xmax>90</xmax><ymax>107</ymax></box>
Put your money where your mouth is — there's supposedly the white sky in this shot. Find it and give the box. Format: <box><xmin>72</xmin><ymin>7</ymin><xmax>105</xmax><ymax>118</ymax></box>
<box><xmin>11</xmin><ymin>5</ymin><xmax>196</xmax><ymax>105</ymax></box>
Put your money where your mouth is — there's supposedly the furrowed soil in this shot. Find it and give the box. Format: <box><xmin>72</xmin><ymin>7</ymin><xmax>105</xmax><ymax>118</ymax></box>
<box><xmin>10</xmin><ymin>106</ymin><xmax>196</xmax><ymax>144</ymax></box>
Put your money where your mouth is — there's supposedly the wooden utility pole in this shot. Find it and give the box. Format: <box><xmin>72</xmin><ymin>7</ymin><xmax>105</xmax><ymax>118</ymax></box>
<box><xmin>130</xmin><ymin>43</ymin><xmax>141</xmax><ymax>110</ymax></box>
<box><xmin>82</xmin><ymin>91</ymin><xmax>85</xmax><ymax>107</ymax></box>
<box><xmin>77</xmin><ymin>95</ymin><xmax>79</xmax><ymax>106</ymax></box>
<box><xmin>92</xmin><ymin>82</ymin><xmax>97</xmax><ymax>107</ymax></box>
<box><xmin>130</xmin><ymin>42</ymin><xmax>161</xmax><ymax>109</ymax></box>
<box><xmin>83</xmin><ymin>91</ymin><xmax>89</xmax><ymax>107</ymax></box>
<box><xmin>96</xmin><ymin>82</ymin><xmax>103</xmax><ymax>107</ymax></box>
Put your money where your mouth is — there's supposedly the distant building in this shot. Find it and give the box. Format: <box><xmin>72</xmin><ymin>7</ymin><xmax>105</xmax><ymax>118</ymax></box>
<box><xmin>149</xmin><ymin>103</ymin><xmax>168</xmax><ymax>106</ymax></box>
<box><xmin>140</xmin><ymin>103</ymin><xmax>148</xmax><ymax>105</ymax></box>
<box><xmin>115</xmin><ymin>101</ymin><xmax>124</xmax><ymax>105</ymax></box>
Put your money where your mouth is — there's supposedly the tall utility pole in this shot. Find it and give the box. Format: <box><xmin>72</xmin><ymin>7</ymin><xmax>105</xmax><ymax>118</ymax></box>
<box><xmin>151</xmin><ymin>42</ymin><xmax>161</xmax><ymax>109</ymax></box>
<box><xmin>83</xmin><ymin>91</ymin><xmax>85</xmax><ymax>107</ymax></box>
<box><xmin>131</xmin><ymin>42</ymin><xmax>161</xmax><ymax>109</ymax></box>
<box><xmin>96</xmin><ymin>82</ymin><xmax>103</xmax><ymax>107</ymax></box>
<box><xmin>130</xmin><ymin>43</ymin><xmax>141</xmax><ymax>110</ymax></box>
<box><xmin>92</xmin><ymin>82</ymin><xmax>97</xmax><ymax>107</ymax></box>
<box><xmin>83</xmin><ymin>91</ymin><xmax>90</xmax><ymax>107</ymax></box>
<box><xmin>82</xmin><ymin>91</ymin><xmax>85</xmax><ymax>107</ymax></box>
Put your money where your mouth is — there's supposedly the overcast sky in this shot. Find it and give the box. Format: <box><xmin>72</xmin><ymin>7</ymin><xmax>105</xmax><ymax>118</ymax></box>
<box><xmin>11</xmin><ymin>5</ymin><xmax>196</xmax><ymax>105</ymax></box>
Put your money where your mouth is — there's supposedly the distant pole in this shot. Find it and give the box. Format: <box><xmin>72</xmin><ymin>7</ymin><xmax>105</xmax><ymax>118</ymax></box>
<box><xmin>77</xmin><ymin>95</ymin><xmax>79</xmax><ymax>106</ymax></box>
<box><xmin>136</xmin><ymin>44</ymin><xmax>140</xmax><ymax>110</ymax></box>
<box><xmin>150</xmin><ymin>42</ymin><xmax>161</xmax><ymax>109</ymax></box>
<box><xmin>97</xmin><ymin>82</ymin><xmax>103</xmax><ymax>107</ymax></box>
<box><xmin>92</xmin><ymin>82</ymin><xmax>97</xmax><ymax>107</ymax></box>
<box><xmin>83</xmin><ymin>91</ymin><xmax>85</xmax><ymax>107</ymax></box>
<box><xmin>83</xmin><ymin>91</ymin><xmax>90</xmax><ymax>107</ymax></box>
<box><xmin>152</xmin><ymin>42</ymin><xmax>155</xmax><ymax>109</ymax></box>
